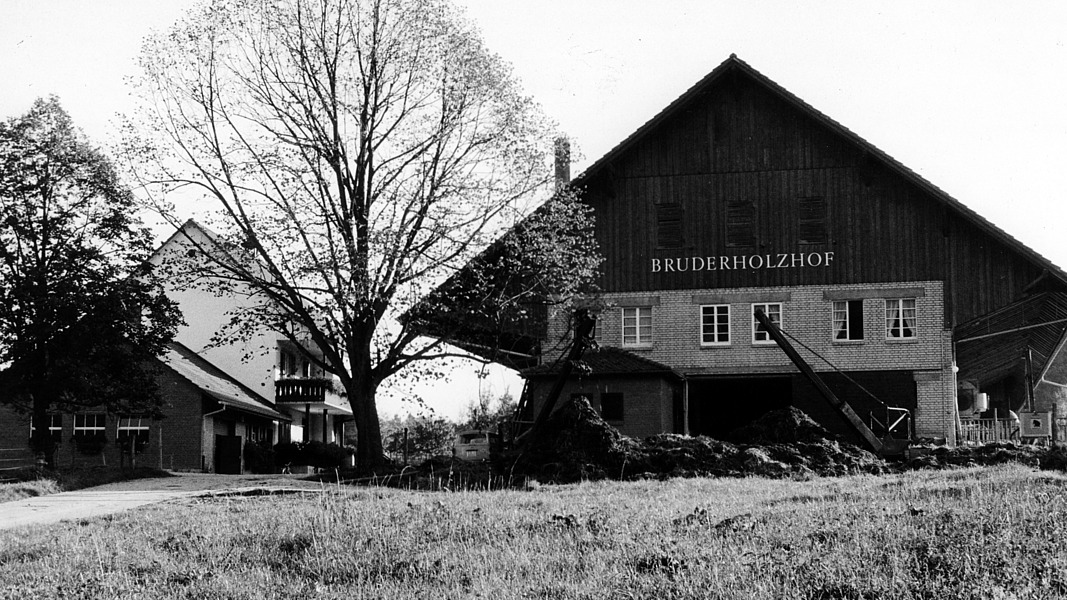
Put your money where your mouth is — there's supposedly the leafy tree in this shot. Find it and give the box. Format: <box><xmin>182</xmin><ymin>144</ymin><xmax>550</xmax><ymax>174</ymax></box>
<box><xmin>458</xmin><ymin>387</ymin><xmax>517</xmax><ymax>434</ymax></box>
<box><xmin>0</xmin><ymin>97</ymin><xmax>182</xmax><ymax>466</ymax></box>
<box><xmin>382</xmin><ymin>413</ymin><xmax>455</xmax><ymax>464</ymax></box>
<box><xmin>125</xmin><ymin>0</ymin><xmax>599</xmax><ymax>470</ymax></box>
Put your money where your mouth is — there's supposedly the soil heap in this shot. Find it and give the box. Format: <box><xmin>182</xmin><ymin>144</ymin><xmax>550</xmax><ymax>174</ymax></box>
<box><xmin>507</xmin><ymin>397</ymin><xmax>887</xmax><ymax>483</ymax></box>
<box><xmin>509</xmin><ymin>396</ymin><xmax>642</xmax><ymax>482</ymax></box>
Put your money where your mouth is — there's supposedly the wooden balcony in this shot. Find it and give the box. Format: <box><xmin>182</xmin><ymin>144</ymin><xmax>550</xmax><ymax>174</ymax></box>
<box><xmin>275</xmin><ymin>378</ymin><xmax>333</xmax><ymax>404</ymax></box>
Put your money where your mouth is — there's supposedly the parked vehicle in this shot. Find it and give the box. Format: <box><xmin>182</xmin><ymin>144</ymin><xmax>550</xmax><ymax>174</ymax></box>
<box><xmin>453</xmin><ymin>430</ymin><xmax>501</xmax><ymax>461</ymax></box>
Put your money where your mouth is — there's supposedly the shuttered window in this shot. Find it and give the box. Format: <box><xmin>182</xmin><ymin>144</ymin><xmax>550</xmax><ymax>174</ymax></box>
<box><xmin>656</xmin><ymin>203</ymin><xmax>684</xmax><ymax>249</ymax></box>
<box><xmin>726</xmin><ymin>201</ymin><xmax>755</xmax><ymax>247</ymax></box>
<box><xmin>798</xmin><ymin>196</ymin><xmax>828</xmax><ymax>244</ymax></box>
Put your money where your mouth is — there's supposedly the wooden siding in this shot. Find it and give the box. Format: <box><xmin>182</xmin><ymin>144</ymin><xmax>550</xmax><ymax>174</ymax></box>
<box><xmin>581</xmin><ymin>70</ymin><xmax>1051</xmax><ymax>328</ymax></box>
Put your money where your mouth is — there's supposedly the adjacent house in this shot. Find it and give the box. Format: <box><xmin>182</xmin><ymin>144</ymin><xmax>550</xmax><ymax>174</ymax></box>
<box><xmin>430</xmin><ymin>55</ymin><xmax>1067</xmax><ymax>447</ymax></box>
<box><xmin>0</xmin><ymin>220</ymin><xmax>353</xmax><ymax>472</ymax></box>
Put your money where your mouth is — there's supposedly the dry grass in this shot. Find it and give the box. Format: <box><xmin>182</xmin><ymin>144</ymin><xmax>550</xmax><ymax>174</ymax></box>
<box><xmin>0</xmin><ymin>479</ymin><xmax>61</xmax><ymax>504</ymax></box>
<box><xmin>1</xmin><ymin>465</ymin><xmax>1066</xmax><ymax>599</ymax></box>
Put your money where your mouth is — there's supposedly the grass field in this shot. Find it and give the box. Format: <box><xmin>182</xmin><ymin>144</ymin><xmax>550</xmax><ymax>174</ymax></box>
<box><xmin>1</xmin><ymin>465</ymin><xmax>1065</xmax><ymax>599</ymax></box>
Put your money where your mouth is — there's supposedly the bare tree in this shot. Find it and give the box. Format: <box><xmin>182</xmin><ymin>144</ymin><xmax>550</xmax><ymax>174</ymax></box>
<box><xmin>123</xmin><ymin>0</ymin><xmax>577</xmax><ymax>469</ymax></box>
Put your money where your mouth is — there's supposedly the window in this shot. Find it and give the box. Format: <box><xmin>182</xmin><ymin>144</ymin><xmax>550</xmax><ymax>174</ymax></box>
<box><xmin>798</xmin><ymin>197</ymin><xmax>828</xmax><ymax>244</ymax></box>
<box><xmin>726</xmin><ymin>201</ymin><xmax>756</xmax><ymax>247</ymax></box>
<box><xmin>622</xmin><ymin>307</ymin><xmax>653</xmax><ymax>346</ymax></box>
<box><xmin>833</xmin><ymin>300</ymin><xmax>864</xmax><ymax>341</ymax></box>
<box><xmin>885</xmin><ymin>298</ymin><xmax>917</xmax><ymax>339</ymax></box>
<box><xmin>600</xmin><ymin>393</ymin><xmax>624</xmax><ymax>422</ymax></box>
<box><xmin>656</xmin><ymin>203</ymin><xmax>684</xmax><ymax>249</ymax></box>
<box><xmin>751</xmin><ymin>303</ymin><xmax>782</xmax><ymax>344</ymax></box>
<box><xmin>247</xmin><ymin>423</ymin><xmax>272</xmax><ymax>444</ymax></box>
<box><xmin>117</xmin><ymin>416</ymin><xmax>151</xmax><ymax>453</ymax></box>
<box><xmin>585</xmin><ymin>312</ymin><xmax>605</xmax><ymax>345</ymax></box>
<box><xmin>700</xmin><ymin>305</ymin><xmax>730</xmax><ymax>345</ymax></box>
<box><xmin>280</xmin><ymin>350</ymin><xmax>312</xmax><ymax>378</ymax></box>
<box><xmin>74</xmin><ymin>414</ymin><xmax>106</xmax><ymax>436</ymax></box>
<box><xmin>30</xmin><ymin>414</ymin><xmax>63</xmax><ymax>443</ymax></box>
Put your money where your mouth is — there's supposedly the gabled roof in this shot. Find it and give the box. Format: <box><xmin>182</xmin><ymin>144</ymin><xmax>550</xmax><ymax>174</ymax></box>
<box><xmin>522</xmin><ymin>347</ymin><xmax>682</xmax><ymax>380</ymax></box>
<box><xmin>160</xmin><ymin>341</ymin><xmax>290</xmax><ymax>421</ymax></box>
<box><xmin>574</xmin><ymin>54</ymin><xmax>1067</xmax><ymax>287</ymax></box>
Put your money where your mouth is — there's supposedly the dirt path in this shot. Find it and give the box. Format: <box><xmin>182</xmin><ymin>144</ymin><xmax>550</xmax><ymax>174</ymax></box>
<box><xmin>0</xmin><ymin>473</ymin><xmax>330</xmax><ymax>531</ymax></box>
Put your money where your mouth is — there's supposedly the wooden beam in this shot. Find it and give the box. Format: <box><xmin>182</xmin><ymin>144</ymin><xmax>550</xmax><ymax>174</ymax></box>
<box><xmin>754</xmin><ymin>308</ymin><xmax>884</xmax><ymax>453</ymax></box>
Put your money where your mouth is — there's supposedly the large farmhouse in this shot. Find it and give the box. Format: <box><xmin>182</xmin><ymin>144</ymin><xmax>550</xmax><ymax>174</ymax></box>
<box><xmin>470</xmin><ymin>55</ymin><xmax>1067</xmax><ymax>447</ymax></box>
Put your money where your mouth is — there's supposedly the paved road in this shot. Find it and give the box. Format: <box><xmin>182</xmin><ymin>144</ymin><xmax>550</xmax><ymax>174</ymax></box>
<box><xmin>0</xmin><ymin>474</ymin><xmax>329</xmax><ymax>530</ymax></box>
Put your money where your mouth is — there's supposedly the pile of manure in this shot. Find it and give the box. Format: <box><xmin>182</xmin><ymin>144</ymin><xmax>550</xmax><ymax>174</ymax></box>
<box><xmin>505</xmin><ymin>398</ymin><xmax>886</xmax><ymax>483</ymax></box>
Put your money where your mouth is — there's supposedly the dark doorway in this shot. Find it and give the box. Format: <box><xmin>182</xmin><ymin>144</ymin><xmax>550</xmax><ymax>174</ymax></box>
<box><xmin>688</xmin><ymin>376</ymin><xmax>791</xmax><ymax>438</ymax></box>
<box><xmin>214</xmin><ymin>435</ymin><xmax>242</xmax><ymax>474</ymax></box>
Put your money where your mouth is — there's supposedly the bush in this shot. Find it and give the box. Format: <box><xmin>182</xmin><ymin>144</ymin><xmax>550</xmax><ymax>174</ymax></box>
<box><xmin>243</xmin><ymin>440</ymin><xmax>275</xmax><ymax>473</ymax></box>
<box><xmin>273</xmin><ymin>441</ymin><xmax>353</xmax><ymax>470</ymax></box>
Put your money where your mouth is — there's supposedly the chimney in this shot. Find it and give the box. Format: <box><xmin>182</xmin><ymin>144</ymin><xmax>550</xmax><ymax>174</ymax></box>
<box><xmin>554</xmin><ymin>137</ymin><xmax>571</xmax><ymax>191</ymax></box>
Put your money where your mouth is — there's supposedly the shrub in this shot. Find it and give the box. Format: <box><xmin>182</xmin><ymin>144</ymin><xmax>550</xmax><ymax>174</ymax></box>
<box><xmin>273</xmin><ymin>441</ymin><xmax>353</xmax><ymax>470</ymax></box>
<box><xmin>243</xmin><ymin>440</ymin><xmax>275</xmax><ymax>474</ymax></box>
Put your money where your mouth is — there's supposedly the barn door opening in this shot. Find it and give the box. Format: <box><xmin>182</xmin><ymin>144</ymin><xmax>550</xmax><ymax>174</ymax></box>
<box><xmin>687</xmin><ymin>376</ymin><xmax>791</xmax><ymax>439</ymax></box>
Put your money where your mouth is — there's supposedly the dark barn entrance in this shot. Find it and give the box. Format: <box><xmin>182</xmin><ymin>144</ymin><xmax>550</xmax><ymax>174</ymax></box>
<box><xmin>688</xmin><ymin>376</ymin><xmax>791</xmax><ymax>439</ymax></box>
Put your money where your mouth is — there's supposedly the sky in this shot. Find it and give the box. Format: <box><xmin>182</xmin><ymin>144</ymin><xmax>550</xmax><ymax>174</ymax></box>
<box><xmin>3</xmin><ymin>0</ymin><xmax>1067</xmax><ymax>419</ymax></box>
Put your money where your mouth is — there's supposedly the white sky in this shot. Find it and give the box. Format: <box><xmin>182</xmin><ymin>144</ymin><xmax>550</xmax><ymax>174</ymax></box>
<box><xmin>3</xmin><ymin>0</ymin><xmax>1067</xmax><ymax>419</ymax></box>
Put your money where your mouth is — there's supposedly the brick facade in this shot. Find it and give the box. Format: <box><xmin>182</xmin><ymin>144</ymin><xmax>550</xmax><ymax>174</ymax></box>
<box><xmin>0</xmin><ymin>351</ymin><xmax>285</xmax><ymax>472</ymax></box>
<box><xmin>538</xmin><ymin>280</ymin><xmax>957</xmax><ymax>443</ymax></box>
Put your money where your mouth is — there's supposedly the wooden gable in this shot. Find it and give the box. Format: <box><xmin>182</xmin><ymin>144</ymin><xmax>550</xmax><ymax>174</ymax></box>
<box><xmin>575</xmin><ymin>55</ymin><xmax>1067</xmax><ymax>328</ymax></box>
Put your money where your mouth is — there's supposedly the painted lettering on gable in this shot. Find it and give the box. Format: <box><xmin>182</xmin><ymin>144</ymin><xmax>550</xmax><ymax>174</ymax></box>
<box><xmin>651</xmin><ymin>252</ymin><xmax>835</xmax><ymax>273</ymax></box>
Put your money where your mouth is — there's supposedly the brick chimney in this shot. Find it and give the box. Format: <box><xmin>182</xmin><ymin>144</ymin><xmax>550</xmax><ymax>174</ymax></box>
<box><xmin>554</xmin><ymin>137</ymin><xmax>571</xmax><ymax>191</ymax></box>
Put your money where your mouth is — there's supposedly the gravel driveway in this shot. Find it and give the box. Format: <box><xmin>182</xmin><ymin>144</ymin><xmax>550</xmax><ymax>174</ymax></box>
<box><xmin>0</xmin><ymin>473</ymin><xmax>331</xmax><ymax>531</ymax></box>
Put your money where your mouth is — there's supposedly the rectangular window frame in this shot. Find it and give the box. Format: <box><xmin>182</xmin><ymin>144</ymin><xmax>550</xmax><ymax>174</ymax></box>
<box><xmin>116</xmin><ymin>416</ymin><xmax>151</xmax><ymax>453</ymax></box>
<box><xmin>30</xmin><ymin>414</ymin><xmax>63</xmax><ymax>443</ymax></box>
<box><xmin>621</xmin><ymin>307</ymin><xmax>653</xmax><ymax>347</ymax></box>
<box><xmin>832</xmin><ymin>299</ymin><xmax>865</xmax><ymax>342</ymax></box>
<box><xmin>885</xmin><ymin>298</ymin><xmax>918</xmax><ymax>340</ymax></box>
<box><xmin>73</xmin><ymin>414</ymin><xmax>107</xmax><ymax>436</ymax></box>
<box><xmin>700</xmin><ymin>304</ymin><xmax>731</xmax><ymax>346</ymax></box>
<box><xmin>751</xmin><ymin>302</ymin><xmax>782</xmax><ymax>345</ymax></box>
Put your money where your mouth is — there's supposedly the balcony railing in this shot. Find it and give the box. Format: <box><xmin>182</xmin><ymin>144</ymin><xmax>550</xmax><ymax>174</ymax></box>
<box><xmin>959</xmin><ymin>418</ymin><xmax>1017</xmax><ymax>445</ymax></box>
<box><xmin>276</xmin><ymin>378</ymin><xmax>333</xmax><ymax>404</ymax></box>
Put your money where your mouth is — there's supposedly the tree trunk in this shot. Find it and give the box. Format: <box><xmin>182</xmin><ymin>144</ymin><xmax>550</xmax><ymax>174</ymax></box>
<box><xmin>348</xmin><ymin>355</ymin><xmax>385</xmax><ymax>472</ymax></box>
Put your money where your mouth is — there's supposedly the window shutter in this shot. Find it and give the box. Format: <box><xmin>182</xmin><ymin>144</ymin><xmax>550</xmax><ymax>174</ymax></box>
<box><xmin>726</xmin><ymin>201</ymin><xmax>755</xmax><ymax>247</ymax></box>
<box><xmin>656</xmin><ymin>203</ymin><xmax>684</xmax><ymax>248</ymax></box>
<box><xmin>798</xmin><ymin>196</ymin><xmax>827</xmax><ymax>244</ymax></box>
